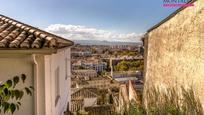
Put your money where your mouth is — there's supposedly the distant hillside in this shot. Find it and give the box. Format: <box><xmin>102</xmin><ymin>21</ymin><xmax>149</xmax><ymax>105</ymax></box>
<box><xmin>73</xmin><ymin>40</ymin><xmax>143</xmax><ymax>46</ymax></box>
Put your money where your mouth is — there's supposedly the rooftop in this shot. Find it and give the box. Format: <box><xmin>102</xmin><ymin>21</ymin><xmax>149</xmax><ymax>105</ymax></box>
<box><xmin>0</xmin><ymin>15</ymin><xmax>73</xmax><ymax>49</ymax></box>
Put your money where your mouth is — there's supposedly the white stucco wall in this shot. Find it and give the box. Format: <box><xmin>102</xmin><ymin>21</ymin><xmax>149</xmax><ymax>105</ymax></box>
<box><xmin>0</xmin><ymin>48</ymin><xmax>71</xmax><ymax>115</ymax></box>
<box><xmin>0</xmin><ymin>47</ymin><xmax>72</xmax><ymax>115</ymax></box>
<box><xmin>0</xmin><ymin>54</ymin><xmax>34</xmax><ymax>115</ymax></box>
<box><xmin>45</xmin><ymin>48</ymin><xmax>71</xmax><ymax>115</ymax></box>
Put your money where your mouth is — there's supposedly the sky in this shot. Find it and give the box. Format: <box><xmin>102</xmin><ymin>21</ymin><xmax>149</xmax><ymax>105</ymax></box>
<box><xmin>0</xmin><ymin>0</ymin><xmax>178</xmax><ymax>42</ymax></box>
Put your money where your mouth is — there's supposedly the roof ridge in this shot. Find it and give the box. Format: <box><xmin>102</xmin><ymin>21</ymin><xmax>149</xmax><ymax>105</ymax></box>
<box><xmin>0</xmin><ymin>14</ymin><xmax>74</xmax><ymax>46</ymax></box>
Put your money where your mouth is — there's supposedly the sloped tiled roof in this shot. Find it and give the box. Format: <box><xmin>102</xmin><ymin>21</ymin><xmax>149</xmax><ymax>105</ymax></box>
<box><xmin>0</xmin><ymin>15</ymin><xmax>73</xmax><ymax>49</ymax></box>
<box><xmin>71</xmin><ymin>88</ymin><xmax>98</xmax><ymax>99</ymax></box>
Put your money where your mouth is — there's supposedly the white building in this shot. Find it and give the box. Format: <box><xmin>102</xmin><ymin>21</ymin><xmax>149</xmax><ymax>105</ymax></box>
<box><xmin>72</xmin><ymin>70</ymin><xmax>97</xmax><ymax>80</ymax></box>
<box><xmin>83</xmin><ymin>61</ymin><xmax>107</xmax><ymax>72</ymax></box>
<box><xmin>72</xmin><ymin>60</ymin><xmax>107</xmax><ymax>72</ymax></box>
<box><xmin>0</xmin><ymin>15</ymin><xmax>73</xmax><ymax>115</ymax></box>
<box><xmin>71</xmin><ymin>51</ymin><xmax>92</xmax><ymax>57</ymax></box>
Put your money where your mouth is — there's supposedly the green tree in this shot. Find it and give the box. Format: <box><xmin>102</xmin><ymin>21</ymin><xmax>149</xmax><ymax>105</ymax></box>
<box><xmin>116</xmin><ymin>61</ymin><xmax>129</xmax><ymax>71</ymax></box>
<box><xmin>0</xmin><ymin>74</ymin><xmax>33</xmax><ymax>114</ymax></box>
<box><xmin>114</xmin><ymin>60</ymin><xmax>144</xmax><ymax>71</ymax></box>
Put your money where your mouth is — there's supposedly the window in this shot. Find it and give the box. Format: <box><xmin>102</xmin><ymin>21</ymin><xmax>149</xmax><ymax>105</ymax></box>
<box><xmin>55</xmin><ymin>67</ymin><xmax>60</xmax><ymax>106</ymax></box>
<box><xmin>65</xmin><ymin>58</ymin><xmax>68</xmax><ymax>80</ymax></box>
<box><xmin>65</xmin><ymin>58</ymin><xmax>71</xmax><ymax>80</ymax></box>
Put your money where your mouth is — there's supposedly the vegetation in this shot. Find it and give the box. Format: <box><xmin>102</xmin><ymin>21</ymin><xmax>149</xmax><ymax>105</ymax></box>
<box><xmin>114</xmin><ymin>51</ymin><xmax>139</xmax><ymax>57</ymax></box>
<box><xmin>121</xmin><ymin>86</ymin><xmax>203</xmax><ymax>115</ymax></box>
<box><xmin>114</xmin><ymin>60</ymin><xmax>144</xmax><ymax>71</ymax></box>
<box><xmin>145</xmin><ymin>86</ymin><xmax>203</xmax><ymax>115</ymax></box>
<box><xmin>0</xmin><ymin>74</ymin><xmax>33</xmax><ymax>114</ymax></box>
<box><xmin>98</xmin><ymin>70</ymin><xmax>107</xmax><ymax>76</ymax></box>
<box><xmin>72</xmin><ymin>110</ymin><xmax>88</xmax><ymax>115</ymax></box>
<box><xmin>129</xmin><ymin>101</ymin><xmax>146</xmax><ymax>115</ymax></box>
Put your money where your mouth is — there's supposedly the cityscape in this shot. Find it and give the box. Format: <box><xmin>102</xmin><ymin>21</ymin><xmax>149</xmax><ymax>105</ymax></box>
<box><xmin>0</xmin><ymin>0</ymin><xmax>203</xmax><ymax>115</ymax></box>
<box><xmin>70</xmin><ymin>43</ymin><xmax>144</xmax><ymax>114</ymax></box>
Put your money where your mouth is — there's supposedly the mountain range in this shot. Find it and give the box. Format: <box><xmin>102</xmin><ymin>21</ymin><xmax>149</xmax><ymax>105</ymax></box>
<box><xmin>73</xmin><ymin>40</ymin><xmax>143</xmax><ymax>46</ymax></box>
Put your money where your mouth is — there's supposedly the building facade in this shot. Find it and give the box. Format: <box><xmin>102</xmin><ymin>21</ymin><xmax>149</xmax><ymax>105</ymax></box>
<box><xmin>72</xmin><ymin>77</ymin><xmax>119</xmax><ymax>90</ymax></box>
<box><xmin>71</xmin><ymin>88</ymin><xmax>98</xmax><ymax>112</ymax></box>
<box><xmin>72</xmin><ymin>70</ymin><xmax>97</xmax><ymax>80</ymax></box>
<box><xmin>0</xmin><ymin>15</ymin><xmax>73</xmax><ymax>115</ymax></box>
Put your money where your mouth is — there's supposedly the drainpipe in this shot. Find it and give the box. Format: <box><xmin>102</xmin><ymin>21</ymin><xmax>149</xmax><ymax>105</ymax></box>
<box><xmin>32</xmin><ymin>54</ymin><xmax>39</xmax><ymax>115</ymax></box>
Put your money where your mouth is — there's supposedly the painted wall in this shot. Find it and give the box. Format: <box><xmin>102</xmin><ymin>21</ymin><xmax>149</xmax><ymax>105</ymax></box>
<box><xmin>0</xmin><ymin>54</ymin><xmax>34</xmax><ymax>115</ymax></box>
<box><xmin>34</xmin><ymin>54</ymin><xmax>46</xmax><ymax>115</ymax></box>
<box><xmin>0</xmin><ymin>47</ymin><xmax>72</xmax><ymax>115</ymax></box>
<box><xmin>144</xmin><ymin>0</ymin><xmax>204</xmax><ymax>108</ymax></box>
<box><xmin>45</xmin><ymin>48</ymin><xmax>71</xmax><ymax>115</ymax></box>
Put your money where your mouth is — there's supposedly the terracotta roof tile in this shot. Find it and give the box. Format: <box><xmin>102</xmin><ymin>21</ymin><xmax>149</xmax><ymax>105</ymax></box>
<box><xmin>0</xmin><ymin>14</ymin><xmax>74</xmax><ymax>49</ymax></box>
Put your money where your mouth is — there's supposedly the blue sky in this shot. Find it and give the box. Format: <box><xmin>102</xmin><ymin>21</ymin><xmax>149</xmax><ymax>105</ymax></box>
<box><xmin>0</xmin><ymin>0</ymin><xmax>178</xmax><ymax>42</ymax></box>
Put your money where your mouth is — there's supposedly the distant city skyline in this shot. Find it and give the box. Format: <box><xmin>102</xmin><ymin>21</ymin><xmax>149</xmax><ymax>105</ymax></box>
<box><xmin>0</xmin><ymin>0</ymin><xmax>178</xmax><ymax>42</ymax></box>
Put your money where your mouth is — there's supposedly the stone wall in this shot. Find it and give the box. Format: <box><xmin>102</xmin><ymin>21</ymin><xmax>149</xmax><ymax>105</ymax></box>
<box><xmin>144</xmin><ymin>0</ymin><xmax>204</xmax><ymax>107</ymax></box>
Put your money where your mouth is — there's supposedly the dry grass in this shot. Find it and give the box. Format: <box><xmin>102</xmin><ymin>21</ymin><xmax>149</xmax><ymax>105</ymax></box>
<box><xmin>144</xmin><ymin>86</ymin><xmax>203</xmax><ymax>115</ymax></box>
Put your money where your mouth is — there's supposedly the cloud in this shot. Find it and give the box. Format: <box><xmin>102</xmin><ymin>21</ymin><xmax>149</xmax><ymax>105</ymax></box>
<box><xmin>45</xmin><ymin>24</ymin><xmax>143</xmax><ymax>42</ymax></box>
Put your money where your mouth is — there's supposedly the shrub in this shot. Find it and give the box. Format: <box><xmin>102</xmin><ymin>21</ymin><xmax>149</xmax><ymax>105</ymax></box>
<box><xmin>145</xmin><ymin>86</ymin><xmax>203</xmax><ymax>115</ymax></box>
<box><xmin>119</xmin><ymin>86</ymin><xmax>203</xmax><ymax>115</ymax></box>
<box><xmin>0</xmin><ymin>74</ymin><xmax>33</xmax><ymax>114</ymax></box>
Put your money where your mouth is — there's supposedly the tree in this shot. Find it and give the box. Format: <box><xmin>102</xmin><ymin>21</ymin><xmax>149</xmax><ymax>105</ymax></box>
<box><xmin>114</xmin><ymin>60</ymin><xmax>144</xmax><ymax>71</ymax></box>
<box><xmin>115</xmin><ymin>61</ymin><xmax>129</xmax><ymax>71</ymax></box>
<box><xmin>0</xmin><ymin>74</ymin><xmax>33</xmax><ymax>114</ymax></box>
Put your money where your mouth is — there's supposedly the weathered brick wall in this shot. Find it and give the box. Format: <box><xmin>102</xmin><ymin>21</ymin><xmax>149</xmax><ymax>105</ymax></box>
<box><xmin>144</xmin><ymin>0</ymin><xmax>204</xmax><ymax>107</ymax></box>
